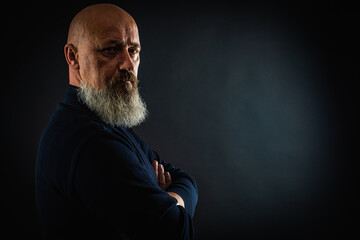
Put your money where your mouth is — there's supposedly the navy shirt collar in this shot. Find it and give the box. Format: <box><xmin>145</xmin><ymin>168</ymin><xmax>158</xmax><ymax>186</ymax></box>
<box><xmin>63</xmin><ymin>84</ymin><xmax>82</xmax><ymax>106</ymax></box>
<box><xmin>62</xmin><ymin>84</ymin><xmax>101</xmax><ymax>121</ymax></box>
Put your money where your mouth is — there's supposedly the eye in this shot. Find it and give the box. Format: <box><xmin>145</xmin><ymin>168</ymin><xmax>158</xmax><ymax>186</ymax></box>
<box><xmin>101</xmin><ymin>47</ymin><xmax>119</xmax><ymax>56</ymax></box>
<box><xmin>128</xmin><ymin>47</ymin><xmax>140</xmax><ymax>55</ymax></box>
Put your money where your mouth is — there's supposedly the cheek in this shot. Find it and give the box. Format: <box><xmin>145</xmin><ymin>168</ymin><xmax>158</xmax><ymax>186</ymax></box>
<box><xmin>79</xmin><ymin>54</ymin><xmax>114</xmax><ymax>88</ymax></box>
<box><xmin>97</xmin><ymin>60</ymin><xmax>121</xmax><ymax>88</ymax></box>
<box><xmin>79</xmin><ymin>55</ymin><xmax>93</xmax><ymax>80</ymax></box>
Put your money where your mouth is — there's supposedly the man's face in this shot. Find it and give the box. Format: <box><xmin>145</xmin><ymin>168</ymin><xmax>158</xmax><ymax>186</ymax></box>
<box><xmin>77</xmin><ymin>19</ymin><xmax>141</xmax><ymax>91</ymax></box>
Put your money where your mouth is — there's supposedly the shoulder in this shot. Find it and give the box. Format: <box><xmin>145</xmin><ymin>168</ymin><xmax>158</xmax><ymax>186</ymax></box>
<box><xmin>40</xmin><ymin>103</ymin><xmax>104</xmax><ymax>147</ymax></box>
<box><xmin>37</xmin><ymin>102</ymin><xmax>119</xmax><ymax>171</ymax></box>
<box><xmin>40</xmin><ymin>102</ymin><xmax>142</xmax><ymax>163</ymax></box>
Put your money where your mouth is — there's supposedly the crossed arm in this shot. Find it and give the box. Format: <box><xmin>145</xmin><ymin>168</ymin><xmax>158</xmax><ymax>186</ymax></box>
<box><xmin>152</xmin><ymin>160</ymin><xmax>185</xmax><ymax>208</ymax></box>
<box><xmin>75</xmin><ymin>134</ymin><xmax>197</xmax><ymax>239</ymax></box>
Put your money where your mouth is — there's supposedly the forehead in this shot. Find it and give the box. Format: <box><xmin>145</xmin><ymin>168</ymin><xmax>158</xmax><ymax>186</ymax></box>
<box><xmin>94</xmin><ymin>21</ymin><xmax>140</xmax><ymax>45</ymax></box>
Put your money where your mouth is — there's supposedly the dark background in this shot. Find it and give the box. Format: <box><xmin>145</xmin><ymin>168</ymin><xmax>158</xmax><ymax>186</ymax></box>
<box><xmin>1</xmin><ymin>0</ymin><xmax>358</xmax><ymax>239</ymax></box>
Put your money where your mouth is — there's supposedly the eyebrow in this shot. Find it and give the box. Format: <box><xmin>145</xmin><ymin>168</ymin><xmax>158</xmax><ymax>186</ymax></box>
<box><xmin>105</xmin><ymin>40</ymin><xmax>141</xmax><ymax>49</ymax></box>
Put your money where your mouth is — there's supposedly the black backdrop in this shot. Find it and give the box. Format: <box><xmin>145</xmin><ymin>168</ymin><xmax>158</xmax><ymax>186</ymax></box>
<box><xmin>1</xmin><ymin>1</ymin><xmax>358</xmax><ymax>239</ymax></box>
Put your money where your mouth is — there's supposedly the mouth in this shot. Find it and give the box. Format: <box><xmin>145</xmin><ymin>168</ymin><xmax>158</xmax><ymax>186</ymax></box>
<box><xmin>125</xmin><ymin>80</ymin><xmax>133</xmax><ymax>91</ymax></box>
<box><xmin>112</xmin><ymin>78</ymin><xmax>136</xmax><ymax>94</ymax></box>
<box><xmin>110</xmin><ymin>71</ymin><xmax>138</xmax><ymax>94</ymax></box>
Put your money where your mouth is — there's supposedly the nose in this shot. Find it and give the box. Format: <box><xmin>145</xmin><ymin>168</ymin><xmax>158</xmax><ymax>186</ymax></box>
<box><xmin>118</xmin><ymin>49</ymin><xmax>135</xmax><ymax>74</ymax></box>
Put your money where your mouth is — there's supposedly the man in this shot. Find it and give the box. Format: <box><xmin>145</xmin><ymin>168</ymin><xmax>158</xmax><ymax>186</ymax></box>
<box><xmin>36</xmin><ymin>4</ymin><xmax>198</xmax><ymax>240</ymax></box>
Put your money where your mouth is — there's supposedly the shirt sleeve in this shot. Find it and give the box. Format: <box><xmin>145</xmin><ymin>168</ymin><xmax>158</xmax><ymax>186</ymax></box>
<box><xmin>128</xmin><ymin>129</ymin><xmax>198</xmax><ymax>217</ymax></box>
<box><xmin>73</xmin><ymin>135</ymin><xmax>194</xmax><ymax>240</ymax></box>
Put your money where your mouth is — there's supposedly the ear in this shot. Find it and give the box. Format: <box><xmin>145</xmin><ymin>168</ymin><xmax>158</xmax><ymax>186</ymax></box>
<box><xmin>64</xmin><ymin>43</ymin><xmax>79</xmax><ymax>69</ymax></box>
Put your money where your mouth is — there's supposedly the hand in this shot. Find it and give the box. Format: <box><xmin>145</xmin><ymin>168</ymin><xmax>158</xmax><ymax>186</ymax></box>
<box><xmin>152</xmin><ymin>160</ymin><xmax>172</xmax><ymax>190</ymax></box>
<box><xmin>151</xmin><ymin>160</ymin><xmax>185</xmax><ymax>208</ymax></box>
<box><xmin>120</xmin><ymin>233</ymin><xmax>130</xmax><ymax>240</ymax></box>
<box><xmin>168</xmin><ymin>191</ymin><xmax>185</xmax><ymax>208</ymax></box>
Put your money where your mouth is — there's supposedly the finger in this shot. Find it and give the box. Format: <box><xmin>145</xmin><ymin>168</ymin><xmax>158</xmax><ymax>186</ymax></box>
<box><xmin>152</xmin><ymin>160</ymin><xmax>158</xmax><ymax>180</ymax></box>
<box><xmin>165</xmin><ymin>172</ymin><xmax>171</xmax><ymax>189</ymax></box>
<box><xmin>158</xmin><ymin>164</ymin><xmax>166</xmax><ymax>190</ymax></box>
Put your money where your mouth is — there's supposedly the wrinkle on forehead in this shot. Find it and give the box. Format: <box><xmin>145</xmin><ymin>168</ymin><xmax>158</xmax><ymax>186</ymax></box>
<box><xmin>93</xmin><ymin>25</ymin><xmax>139</xmax><ymax>49</ymax></box>
<box><xmin>97</xmin><ymin>24</ymin><xmax>138</xmax><ymax>39</ymax></box>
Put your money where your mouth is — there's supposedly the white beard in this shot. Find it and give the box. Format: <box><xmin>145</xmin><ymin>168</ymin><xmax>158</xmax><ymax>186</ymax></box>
<box><xmin>77</xmin><ymin>81</ymin><xmax>148</xmax><ymax>128</ymax></box>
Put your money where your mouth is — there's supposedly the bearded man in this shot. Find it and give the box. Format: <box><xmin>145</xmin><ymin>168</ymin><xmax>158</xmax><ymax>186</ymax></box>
<box><xmin>35</xmin><ymin>4</ymin><xmax>198</xmax><ymax>240</ymax></box>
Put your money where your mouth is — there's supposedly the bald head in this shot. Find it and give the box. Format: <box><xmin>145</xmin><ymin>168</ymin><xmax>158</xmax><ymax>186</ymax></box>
<box><xmin>64</xmin><ymin>3</ymin><xmax>141</xmax><ymax>89</ymax></box>
<box><xmin>67</xmin><ymin>4</ymin><xmax>137</xmax><ymax>47</ymax></box>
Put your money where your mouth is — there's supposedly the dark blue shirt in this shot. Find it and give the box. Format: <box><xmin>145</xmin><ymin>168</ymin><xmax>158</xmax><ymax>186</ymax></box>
<box><xmin>36</xmin><ymin>85</ymin><xmax>198</xmax><ymax>240</ymax></box>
